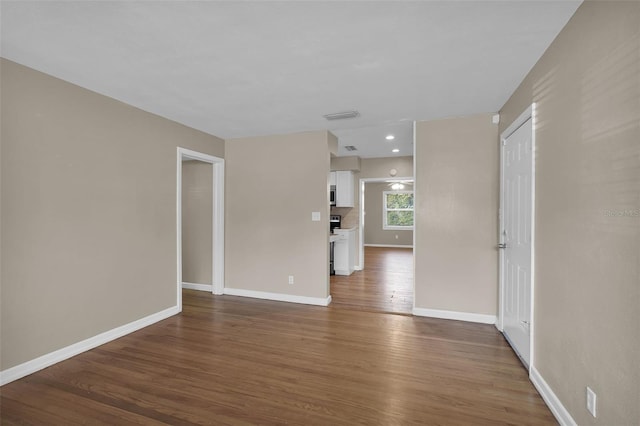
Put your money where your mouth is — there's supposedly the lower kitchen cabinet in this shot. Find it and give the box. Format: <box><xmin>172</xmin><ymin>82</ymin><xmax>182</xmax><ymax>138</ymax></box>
<box><xmin>333</xmin><ymin>228</ymin><xmax>356</xmax><ymax>275</ymax></box>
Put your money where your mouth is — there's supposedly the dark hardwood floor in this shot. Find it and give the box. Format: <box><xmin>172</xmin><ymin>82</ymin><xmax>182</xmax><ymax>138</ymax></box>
<box><xmin>330</xmin><ymin>246</ymin><xmax>414</xmax><ymax>315</ymax></box>
<box><xmin>1</xmin><ymin>290</ymin><xmax>555</xmax><ymax>425</ymax></box>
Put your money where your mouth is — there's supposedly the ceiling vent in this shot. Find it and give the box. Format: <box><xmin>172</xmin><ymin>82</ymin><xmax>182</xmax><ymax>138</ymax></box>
<box><xmin>344</xmin><ymin>145</ymin><xmax>358</xmax><ymax>151</ymax></box>
<box><xmin>323</xmin><ymin>110</ymin><xmax>360</xmax><ymax>120</ymax></box>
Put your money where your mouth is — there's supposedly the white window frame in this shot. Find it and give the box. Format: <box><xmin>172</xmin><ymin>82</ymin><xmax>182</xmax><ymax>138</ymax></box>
<box><xmin>383</xmin><ymin>190</ymin><xmax>414</xmax><ymax>230</ymax></box>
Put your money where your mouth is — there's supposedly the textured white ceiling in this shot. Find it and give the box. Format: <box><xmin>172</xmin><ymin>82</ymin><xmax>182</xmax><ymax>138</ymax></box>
<box><xmin>0</xmin><ymin>1</ymin><xmax>581</xmax><ymax>158</ymax></box>
<box><xmin>332</xmin><ymin>120</ymin><xmax>414</xmax><ymax>158</ymax></box>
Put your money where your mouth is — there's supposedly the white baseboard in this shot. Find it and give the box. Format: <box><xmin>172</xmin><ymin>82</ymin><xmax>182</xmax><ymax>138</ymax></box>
<box><xmin>364</xmin><ymin>244</ymin><xmax>413</xmax><ymax>248</ymax></box>
<box><xmin>223</xmin><ymin>287</ymin><xmax>332</xmax><ymax>307</ymax></box>
<box><xmin>530</xmin><ymin>366</ymin><xmax>577</xmax><ymax>426</ymax></box>
<box><xmin>0</xmin><ymin>305</ymin><xmax>180</xmax><ymax>386</ymax></box>
<box><xmin>412</xmin><ymin>307</ymin><xmax>496</xmax><ymax>324</ymax></box>
<box><xmin>334</xmin><ymin>268</ymin><xmax>354</xmax><ymax>276</ymax></box>
<box><xmin>182</xmin><ymin>282</ymin><xmax>213</xmax><ymax>292</ymax></box>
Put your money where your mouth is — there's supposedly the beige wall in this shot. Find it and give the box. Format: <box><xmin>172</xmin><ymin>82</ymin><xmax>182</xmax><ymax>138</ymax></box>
<box><xmin>330</xmin><ymin>155</ymin><xmax>360</xmax><ymax>172</ymax></box>
<box><xmin>414</xmin><ymin>114</ymin><xmax>499</xmax><ymax>315</ymax></box>
<box><xmin>182</xmin><ymin>160</ymin><xmax>213</xmax><ymax>284</ymax></box>
<box><xmin>328</xmin><ymin>132</ymin><xmax>338</xmax><ymax>157</ymax></box>
<box><xmin>0</xmin><ymin>59</ymin><xmax>225</xmax><ymax>370</ymax></box>
<box><xmin>360</xmin><ymin>156</ymin><xmax>413</xmax><ymax>179</ymax></box>
<box><xmin>364</xmin><ymin>182</ymin><xmax>413</xmax><ymax>246</ymax></box>
<box><xmin>225</xmin><ymin>131</ymin><xmax>331</xmax><ymax>300</ymax></box>
<box><xmin>500</xmin><ymin>2</ymin><xmax>639</xmax><ymax>425</ymax></box>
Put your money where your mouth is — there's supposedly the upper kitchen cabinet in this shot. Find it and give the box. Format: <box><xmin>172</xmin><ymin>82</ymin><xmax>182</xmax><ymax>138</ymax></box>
<box><xmin>335</xmin><ymin>170</ymin><xmax>354</xmax><ymax>207</ymax></box>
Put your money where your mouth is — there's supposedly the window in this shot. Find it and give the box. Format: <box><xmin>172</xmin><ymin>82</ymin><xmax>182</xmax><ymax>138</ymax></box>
<box><xmin>383</xmin><ymin>191</ymin><xmax>414</xmax><ymax>230</ymax></box>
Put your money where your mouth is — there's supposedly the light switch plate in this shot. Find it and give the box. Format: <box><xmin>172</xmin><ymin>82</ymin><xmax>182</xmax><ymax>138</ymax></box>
<box><xmin>311</xmin><ymin>212</ymin><xmax>321</xmax><ymax>221</ymax></box>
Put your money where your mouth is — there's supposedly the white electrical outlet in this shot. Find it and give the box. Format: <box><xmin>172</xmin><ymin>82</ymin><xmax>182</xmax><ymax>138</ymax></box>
<box><xmin>586</xmin><ymin>386</ymin><xmax>597</xmax><ymax>417</ymax></box>
<box><xmin>288</xmin><ymin>275</ymin><xmax>294</xmax><ymax>285</ymax></box>
<box><xmin>395</xmin><ymin>234</ymin><xmax>399</xmax><ymax>239</ymax></box>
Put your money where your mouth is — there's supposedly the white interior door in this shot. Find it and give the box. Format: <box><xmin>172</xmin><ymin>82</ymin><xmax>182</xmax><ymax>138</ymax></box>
<box><xmin>500</xmin><ymin>115</ymin><xmax>534</xmax><ymax>368</ymax></box>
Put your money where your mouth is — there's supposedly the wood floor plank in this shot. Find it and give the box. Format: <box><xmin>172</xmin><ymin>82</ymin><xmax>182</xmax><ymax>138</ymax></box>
<box><xmin>330</xmin><ymin>246</ymin><xmax>414</xmax><ymax>314</ymax></box>
<box><xmin>1</xmin><ymin>289</ymin><xmax>555</xmax><ymax>425</ymax></box>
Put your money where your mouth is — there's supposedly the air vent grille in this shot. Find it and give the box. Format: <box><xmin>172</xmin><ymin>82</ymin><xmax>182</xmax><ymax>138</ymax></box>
<box><xmin>344</xmin><ymin>145</ymin><xmax>357</xmax><ymax>151</ymax></box>
<box><xmin>323</xmin><ymin>110</ymin><xmax>360</xmax><ymax>120</ymax></box>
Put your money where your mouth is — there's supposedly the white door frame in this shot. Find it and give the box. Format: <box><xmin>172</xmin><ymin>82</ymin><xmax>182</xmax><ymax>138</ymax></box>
<box><xmin>357</xmin><ymin>177</ymin><xmax>413</xmax><ymax>270</ymax></box>
<box><xmin>497</xmin><ymin>104</ymin><xmax>536</xmax><ymax>370</ymax></box>
<box><xmin>176</xmin><ymin>147</ymin><xmax>225</xmax><ymax>310</ymax></box>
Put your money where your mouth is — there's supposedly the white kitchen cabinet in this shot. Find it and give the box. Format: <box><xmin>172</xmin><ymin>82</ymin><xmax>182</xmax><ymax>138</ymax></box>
<box><xmin>335</xmin><ymin>170</ymin><xmax>354</xmax><ymax>207</ymax></box>
<box><xmin>333</xmin><ymin>228</ymin><xmax>356</xmax><ymax>275</ymax></box>
<box><xmin>329</xmin><ymin>171</ymin><xmax>336</xmax><ymax>186</ymax></box>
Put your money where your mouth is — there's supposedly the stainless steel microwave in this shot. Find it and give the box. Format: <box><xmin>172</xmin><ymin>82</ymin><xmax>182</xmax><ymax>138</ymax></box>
<box><xmin>330</xmin><ymin>185</ymin><xmax>336</xmax><ymax>206</ymax></box>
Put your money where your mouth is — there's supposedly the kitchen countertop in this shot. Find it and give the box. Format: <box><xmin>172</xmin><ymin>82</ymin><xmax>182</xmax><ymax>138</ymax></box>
<box><xmin>332</xmin><ymin>227</ymin><xmax>356</xmax><ymax>233</ymax></box>
<box><xmin>330</xmin><ymin>228</ymin><xmax>356</xmax><ymax>242</ymax></box>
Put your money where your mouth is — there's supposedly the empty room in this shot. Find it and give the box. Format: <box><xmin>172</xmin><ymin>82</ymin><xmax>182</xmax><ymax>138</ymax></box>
<box><xmin>1</xmin><ymin>1</ymin><xmax>638</xmax><ymax>425</ymax></box>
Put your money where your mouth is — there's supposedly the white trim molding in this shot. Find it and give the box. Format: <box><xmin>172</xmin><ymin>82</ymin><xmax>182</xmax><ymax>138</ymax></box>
<box><xmin>530</xmin><ymin>366</ymin><xmax>577</xmax><ymax>426</ymax></box>
<box><xmin>412</xmin><ymin>121</ymin><xmax>418</xmax><ymax>325</ymax></box>
<box><xmin>498</xmin><ymin>103</ymin><xmax>536</xmax><ymax>369</ymax></box>
<box><xmin>182</xmin><ymin>282</ymin><xmax>213</xmax><ymax>292</ymax></box>
<box><xmin>364</xmin><ymin>244</ymin><xmax>413</xmax><ymax>248</ymax></box>
<box><xmin>223</xmin><ymin>287</ymin><xmax>332</xmax><ymax>307</ymax></box>
<box><xmin>413</xmin><ymin>307</ymin><xmax>496</xmax><ymax>324</ymax></box>
<box><xmin>0</xmin><ymin>305</ymin><xmax>179</xmax><ymax>386</ymax></box>
<box><xmin>177</xmin><ymin>147</ymin><xmax>225</xmax><ymax>310</ymax></box>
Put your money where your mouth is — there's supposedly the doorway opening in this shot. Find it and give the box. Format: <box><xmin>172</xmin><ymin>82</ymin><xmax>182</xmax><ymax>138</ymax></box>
<box><xmin>330</xmin><ymin>177</ymin><xmax>414</xmax><ymax>315</ymax></box>
<box><xmin>176</xmin><ymin>148</ymin><xmax>225</xmax><ymax>311</ymax></box>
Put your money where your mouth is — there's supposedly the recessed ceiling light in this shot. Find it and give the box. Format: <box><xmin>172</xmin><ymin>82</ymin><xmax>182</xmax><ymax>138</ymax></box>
<box><xmin>392</xmin><ymin>148</ymin><xmax>400</xmax><ymax>153</ymax></box>
<box><xmin>385</xmin><ymin>135</ymin><xmax>395</xmax><ymax>140</ymax></box>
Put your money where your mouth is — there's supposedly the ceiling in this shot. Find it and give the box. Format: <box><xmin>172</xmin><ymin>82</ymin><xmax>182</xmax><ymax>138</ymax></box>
<box><xmin>0</xmin><ymin>1</ymin><xmax>581</xmax><ymax>158</ymax></box>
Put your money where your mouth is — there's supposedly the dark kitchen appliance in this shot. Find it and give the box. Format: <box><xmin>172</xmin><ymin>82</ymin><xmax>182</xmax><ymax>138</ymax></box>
<box><xmin>329</xmin><ymin>215</ymin><xmax>341</xmax><ymax>233</ymax></box>
<box><xmin>330</xmin><ymin>185</ymin><xmax>336</xmax><ymax>206</ymax></box>
<box><xmin>329</xmin><ymin>215</ymin><xmax>341</xmax><ymax>276</ymax></box>
<box><xmin>329</xmin><ymin>240</ymin><xmax>335</xmax><ymax>276</ymax></box>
